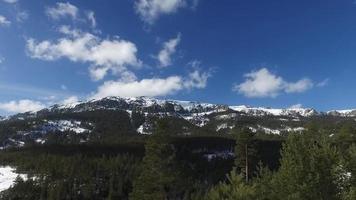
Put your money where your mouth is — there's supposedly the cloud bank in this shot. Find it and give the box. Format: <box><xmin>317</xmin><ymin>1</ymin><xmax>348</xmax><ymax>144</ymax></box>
<box><xmin>45</xmin><ymin>2</ymin><xmax>79</xmax><ymax>20</ymax></box>
<box><xmin>157</xmin><ymin>34</ymin><xmax>181</xmax><ymax>67</ymax></box>
<box><xmin>234</xmin><ymin>68</ymin><xmax>314</xmax><ymax>98</ymax></box>
<box><xmin>26</xmin><ymin>27</ymin><xmax>141</xmax><ymax>81</ymax></box>
<box><xmin>0</xmin><ymin>99</ymin><xmax>45</xmax><ymax>113</ymax></box>
<box><xmin>0</xmin><ymin>15</ymin><xmax>11</xmax><ymax>26</ymax></box>
<box><xmin>91</xmin><ymin>69</ymin><xmax>211</xmax><ymax>99</ymax></box>
<box><xmin>135</xmin><ymin>0</ymin><xmax>196</xmax><ymax>24</ymax></box>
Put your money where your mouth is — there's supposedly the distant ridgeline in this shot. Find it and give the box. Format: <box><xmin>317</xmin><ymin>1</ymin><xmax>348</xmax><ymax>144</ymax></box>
<box><xmin>0</xmin><ymin>97</ymin><xmax>355</xmax><ymax>199</ymax></box>
<box><xmin>0</xmin><ymin>96</ymin><xmax>355</xmax><ymax>149</ymax></box>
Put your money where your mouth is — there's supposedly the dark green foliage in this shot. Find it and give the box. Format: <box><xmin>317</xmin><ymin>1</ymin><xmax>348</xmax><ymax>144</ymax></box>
<box><xmin>0</xmin><ymin>145</ymin><xmax>141</xmax><ymax>200</ymax></box>
<box><xmin>206</xmin><ymin>170</ymin><xmax>257</xmax><ymax>200</ymax></box>
<box><xmin>131</xmin><ymin>111</ymin><xmax>145</xmax><ymax>129</ymax></box>
<box><xmin>130</xmin><ymin>119</ymin><xmax>183</xmax><ymax>200</ymax></box>
<box><xmin>2</xmin><ymin>115</ymin><xmax>356</xmax><ymax>199</ymax></box>
<box><xmin>233</xmin><ymin>127</ymin><xmax>257</xmax><ymax>182</ymax></box>
<box><xmin>270</xmin><ymin>134</ymin><xmax>344</xmax><ymax>200</ymax></box>
<box><xmin>0</xmin><ymin>177</ymin><xmax>41</xmax><ymax>200</ymax></box>
<box><xmin>207</xmin><ymin>131</ymin><xmax>355</xmax><ymax>200</ymax></box>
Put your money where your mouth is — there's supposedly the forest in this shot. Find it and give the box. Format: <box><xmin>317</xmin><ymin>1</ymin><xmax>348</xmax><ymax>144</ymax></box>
<box><xmin>0</xmin><ymin>118</ymin><xmax>355</xmax><ymax>200</ymax></box>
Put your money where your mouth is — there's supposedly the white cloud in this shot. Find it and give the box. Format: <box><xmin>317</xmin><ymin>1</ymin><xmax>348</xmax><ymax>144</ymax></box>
<box><xmin>86</xmin><ymin>11</ymin><xmax>96</xmax><ymax>28</ymax></box>
<box><xmin>57</xmin><ymin>25</ymin><xmax>81</xmax><ymax>37</ymax></box>
<box><xmin>234</xmin><ymin>68</ymin><xmax>284</xmax><ymax>98</ymax></box>
<box><xmin>91</xmin><ymin>68</ymin><xmax>211</xmax><ymax>99</ymax></box>
<box><xmin>62</xmin><ymin>96</ymin><xmax>79</xmax><ymax>105</ymax></box>
<box><xmin>45</xmin><ymin>2</ymin><xmax>78</xmax><ymax>20</ymax></box>
<box><xmin>89</xmin><ymin>66</ymin><xmax>110</xmax><ymax>81</ymax></box>
<box><xmin>0</xmin><ymin>15</ymin><xmax>11</xmax><ymax>26</ymax></box>
<box><xmin>91</xmin><ymin>76</ymin><xmax>183</xmax><ymax>99</ymax></box>
<box><xmin>135</xmin><ymin>0</ymin><xmax>187</xmax><ymax>24</ymax></box>
<box><xmin>284</xmin><ymin>78</ymin><xmax>313</xmax><ymax>93</ymax></box>
<box><xmin>184</xmin><ymin>69</ymin><xmax>211</xmax><ymax>89</ymax></box>
<box><xmin>2</xmin><ymin>0</ymin><xmax>18</xmax><ymax>3</ymax></box>
<box><xmin>157</xmin><ymin>34</ymin><xmax>181</xmax><ymax>67</ymax></box>
<box><xmin>26</xmin><ymin>28</ymin><xmax>141</xmax><ymax>81</ymax></box>
<box><xmin>0</xmin><ymin>99</ymin><xmax>45</xmax><ymax>113</ymax></box>
<box><xmin>234</xmin><ymin>68</ymin><xmax>314</xmax><ymax>98</ymax></box>
<box><xmin>0</xmin><ymin>56</ymin><xmax>4</xmax><ymax>64</ymax></box>
<box><xmin>46</xmin><ymin>3</ymin><xmax>97</xmax><ymax>28</ymax></box>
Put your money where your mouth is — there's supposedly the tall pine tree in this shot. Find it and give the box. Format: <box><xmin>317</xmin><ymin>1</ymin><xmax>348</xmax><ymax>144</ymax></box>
<box><xmin>271</xmin><ymin>133</ymin><xmax>344</xmax><ymax>200</ymax></box>
<box><xmin>130</xmin><ymin>119</ymin><xmax>177</xmax><ymax>200</ymax></box>
<box><xmin>233</xmin><ymin>127</ymin><xmax>257</xmax><ymax>183</ymax></box>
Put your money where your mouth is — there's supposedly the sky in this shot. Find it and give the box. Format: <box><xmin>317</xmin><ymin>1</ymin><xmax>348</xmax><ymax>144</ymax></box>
<box><xmin>0</xmin><ymin>0</ymin><xmax>356</xmax><ymax>115</ymax></box>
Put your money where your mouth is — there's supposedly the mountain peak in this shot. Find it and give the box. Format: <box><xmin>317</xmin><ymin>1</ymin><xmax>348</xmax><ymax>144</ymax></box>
<box><xmin>6</xmin><ymin>96</ymin><xmax>356</xmax><ymax>118</ymax></box>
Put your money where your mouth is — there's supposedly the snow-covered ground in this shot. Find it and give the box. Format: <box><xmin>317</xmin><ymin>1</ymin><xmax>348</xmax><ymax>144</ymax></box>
<box><xmin>229</xmin><ymin>105</ymin><xmax>317</xmax><ymax>117</ymax></box>
<box><xmin>248</xmin><ymin>125</ymin><xmax>305</xmax><ymax>135</ymax></box>
<box><xmin>42</xmin><ymin>120</ymin><xmax>91</xmax><ymax>134</ymax></box>
<box><xmin>216</xmin><ymin>123</ymin><xmax>235</xmax><ymax>131</ymax></box>
<box><xmin>0</xmin><ymin>166</ymin><xmax>27</xmax><ymax>192</ymax></box>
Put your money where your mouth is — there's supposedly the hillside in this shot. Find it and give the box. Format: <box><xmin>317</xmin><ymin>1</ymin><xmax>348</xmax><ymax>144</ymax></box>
<box><xmin>1</xmin><ymin>96</ymin><xmax>356</xmax><ymax>149</ymax></box>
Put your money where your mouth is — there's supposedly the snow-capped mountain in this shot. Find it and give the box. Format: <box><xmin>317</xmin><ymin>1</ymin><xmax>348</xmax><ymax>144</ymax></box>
<box><xmin>18</xmin><ymin>96</ymin><xmax>320</xmax><ymax>118</ymax></box>
<box><xmin>47</xmin><ymin>96</ymin><xmax>229</xmax><ymax>115</ymax></box>
<box><xmin>327</xmin><ymin>109</ymin><xmax>356</xmax><ymax>117</ymax></box>
<box><xmin>229</xmin><ymin>105</ymin><xmax>318</xmax><ymax>117</ymax></box>
<box><xmin>2</xmin><ymin>96</ymin><xmax>356</xmax><ymax>149</ymax></box>
<box><xmin>8</xmin><ymin>96</ymin><xmax>355</xmax><ymax>119</ymax></box>
<box><xmin>0</xmin><ymin>116</ymin><xmax>6</xmax><ymax>121</ymax></box>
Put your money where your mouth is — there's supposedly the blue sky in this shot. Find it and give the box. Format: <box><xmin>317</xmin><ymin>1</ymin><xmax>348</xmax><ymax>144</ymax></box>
<box><xmin>0</xmin><ymin>0</ymin><xmax>355</xmax><ymax>114</ymax></box>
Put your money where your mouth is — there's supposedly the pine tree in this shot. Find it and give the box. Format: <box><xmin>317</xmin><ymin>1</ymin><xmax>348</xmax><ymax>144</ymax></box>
<box><xmin>206</xmin><ymin>169</ymin><xmax>257</xmax><ymax>200</ymax></box>
<box><xmin>129</xmin><ymin>119</ymin><xmax>176</xmax><ymax>200</ymax></box>
<box><xmin>335</xmin><ymin>122</ymin><xmax>356</xmax><ymax>154</ymax></box>
<box><xmin>272</xmin><ymin>133</ymin><xmax>344</xmax><ymax>200</ymax></box>
<box><xmin>341</xmin><ymin>144</ymin><xmax>356</xmax><ymax>200</ymax></box>
<box><xmin>233</xmin><ymin>127</ymin><xmax>257</xmax><ymax>182</ymax></box>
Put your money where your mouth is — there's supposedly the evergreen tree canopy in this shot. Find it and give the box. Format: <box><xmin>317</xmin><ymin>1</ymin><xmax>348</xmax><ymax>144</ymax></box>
<box><xmin>271</xmin><ymin>134</ymin><xmax>344</xmax><ymax>200</ymax></box>
<box><xmin>130</xmin><ymin>119</ymin><xmax>178</xmax><ymax>200</ymax></box>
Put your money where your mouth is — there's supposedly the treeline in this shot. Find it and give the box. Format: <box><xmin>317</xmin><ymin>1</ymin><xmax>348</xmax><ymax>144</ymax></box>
<box><xmin>0</xmin><ymin>119</ymin><xmax>355</xmax><ymax>199</ymax></box>
<box><xmin>128</xmin><ymin>121</ymin><xmax>356</xmax><ymax>199</ymax></box>
<box><xmin>0</xmin><ymin>153</ymin><xmax>140</xmax><ymax>199</ymax></box>
<box><xmin>206</xmin><ymin>130</ymin><xmax>356</xmax><ymax>200</ymax></box>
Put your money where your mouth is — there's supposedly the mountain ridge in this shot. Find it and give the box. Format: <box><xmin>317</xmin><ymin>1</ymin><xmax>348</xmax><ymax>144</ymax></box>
<box><xmin>8</xmin><ymin>96</ymin><xmax>356</xmax><ymax>118</ymax></box>
<box><xmin>1</xmin><ymin>96</ymin><xmax>356</xmax><ymax>149</ymax></box>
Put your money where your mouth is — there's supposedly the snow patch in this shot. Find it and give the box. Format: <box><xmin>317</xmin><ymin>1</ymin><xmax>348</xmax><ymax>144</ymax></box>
<box><xmin>203</xmin><ymin>151</ymin><xmax>234</xmax><ymax>161</ymax></box>
<box><xmin>230</xmin><ymin>105</ymin><xmax>317</xmax><ymax>117</ymax></box>
<box><xmin>43</xmin><ymin>120</ymin><xmax>91</xmax><ymax>134</ymax></box>
<box><xmin>0</xmin><ymin>166</ymin><xmax>27</xmax><ymax>192</ymax></box>
<box><xmin>327</xmin><ymin>109</ymin><xmax>356</xmax><ymax>117</ymax></box>
<box><xmin>216</xmin><ymin>123</ymin><xmax>235</xmax><ymax>131</ymax></box>
<box><xmin>136</xmin><ymin>123</ymin><xmax>152</xmax><ymax>135</ymax></box>
<box><xmin>215</xmin><ymin>113</ymin><xmax>237</xmax><ymax>120</ymax></box>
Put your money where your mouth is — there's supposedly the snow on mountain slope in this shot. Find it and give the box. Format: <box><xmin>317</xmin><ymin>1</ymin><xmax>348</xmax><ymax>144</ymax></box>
<box><xmin>6</xmin><ymin>96</ymin><xmax>356</xmax><ymax>120</ymax></box>
<box><xmin>42</xmin><ymin>120</ymin><xmax>92</xmax><ymax>134</ymax></box>
<box><xmin>229</xmin><ymin>105</ymin><xmax>318</xmax><ymax>117</ymax></box>
<box><xmin>327</xmin><ymin>109</ymin><xmax>356</xmax><ymax>117</ymax></box>
<box><xmin>0</xmin><ymin>166</ymin><xmax>27</xmax><ymax>192</ymax></box>
<box><xmin>4</xmin><ymin>96</ymin><xmax>356</xmax><ymax>139</ymax></box>
<box><xmin>32</xmin><ymin>96</ymin><xmax>356</xmax><ymax>119</ymax></box>
<box><xmin>0</xmin><ymin>119</ymin><xmax>94</xmax><ymax>149</ymax></box>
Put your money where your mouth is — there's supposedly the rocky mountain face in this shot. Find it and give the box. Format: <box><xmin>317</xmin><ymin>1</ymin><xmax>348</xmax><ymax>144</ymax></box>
<box><xmin>1</xmin><ymin>96</ymin><xmax>356</xmax><ymax>149</ymax></box>
<box><xmin>327</xmin><ymin>109</ymin><xmax>356</xmax><ymax>117</ymax></box>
